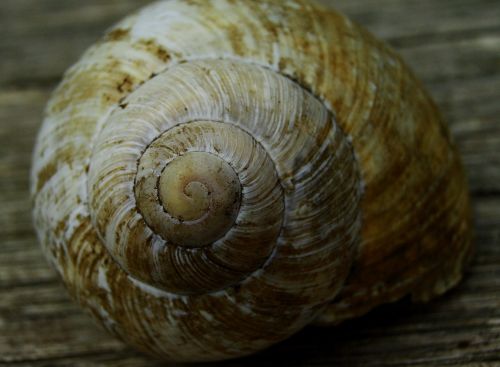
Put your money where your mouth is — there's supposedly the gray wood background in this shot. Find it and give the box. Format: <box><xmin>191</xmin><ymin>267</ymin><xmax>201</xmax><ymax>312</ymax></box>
<box><xmin>1</xmin><ymin>0</ymin><xmax>499</xmax><ymax>366</ymax></box>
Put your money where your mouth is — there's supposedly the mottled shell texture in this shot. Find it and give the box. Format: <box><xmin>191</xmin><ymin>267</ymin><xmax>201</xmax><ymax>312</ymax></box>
<box><xmin>31</xmin><ymin>0</ymin><xmax>473</xmax><ymax>362</ymax></box>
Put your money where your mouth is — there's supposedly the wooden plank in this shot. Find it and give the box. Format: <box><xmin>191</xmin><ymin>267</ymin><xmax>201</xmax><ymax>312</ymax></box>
<box><xmin>1</xmin><ymin>0</ymin><xmax>499</xmax><ymax>365</ymax></box>
<box><xmin>1</xmin><ymin>196</ymin><xmax>500</xmax><ymax>365</ymax></box>
<box><xmin>330</xmin><ymin>0</ymin><xmax>500</xmax><ymax>41</ymax></box>
<box><xmin>1</xmin><ymin>0</ymin><xmax>499</xmax><ymax>87</ymax></box>
<box><xmin>0</xmin><ymin>0</ymin><xmax>150</xmax><ymax>88</ymax></box>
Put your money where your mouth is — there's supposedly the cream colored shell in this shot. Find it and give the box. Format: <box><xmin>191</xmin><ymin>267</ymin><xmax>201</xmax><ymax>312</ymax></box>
<box><xmin>31</xmin><ymin>0</ymin><xmax>473</xmax><ymax>362</ymax></box>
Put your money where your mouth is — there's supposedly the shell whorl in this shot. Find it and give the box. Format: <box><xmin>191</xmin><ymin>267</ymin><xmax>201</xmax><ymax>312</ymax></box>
<box><xmin>87</xmin><ymin>60</ymin><xmax>361</xmax><ymax>296</ymax></box>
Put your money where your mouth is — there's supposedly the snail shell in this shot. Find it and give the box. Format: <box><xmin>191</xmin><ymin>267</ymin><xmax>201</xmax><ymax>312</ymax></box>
<box><xmin>31</xmin><ymin>0</ymin><xmax>473</xmax><ymax>362</ymax></box>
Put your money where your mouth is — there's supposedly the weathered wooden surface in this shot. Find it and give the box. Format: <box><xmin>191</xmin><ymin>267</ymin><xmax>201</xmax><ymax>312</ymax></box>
<box><xmin>0</xmin><ymin>0</ymin><xmax>499</xmax><ymax>365</ymax></box>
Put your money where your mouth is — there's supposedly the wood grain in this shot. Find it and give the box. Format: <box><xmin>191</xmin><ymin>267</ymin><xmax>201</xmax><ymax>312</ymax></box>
<box><xmin>1</xmin><ymin>0</ymin><xmax>499</xmax><ymax>365</ymax></box>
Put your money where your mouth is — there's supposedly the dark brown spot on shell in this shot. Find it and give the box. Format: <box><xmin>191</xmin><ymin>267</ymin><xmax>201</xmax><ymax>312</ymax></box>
<box><xmin>136</xmin><ymin>39</ymin><xmax>172</xmax><ymax>63</ymax></box>
<box><xmin>225</xmin><ymin>24</ymin><xmax>245</xmax><ymax>56</ymax></box>
<box><xmin>117</xmin><ymin>76</ymin><xmax>134</xmax><ymax>93</ymax></box>
<box><xmin>278</xmin><ymin>57</ymin><xmax>292</xmax><ymax>71</ymax></box>
<box><xmin>54</xmin><ymin>215</ymin><xmax>70</xmax><ymax>239</ymax></box>
<box><xmin>36</xmin><ymin>162</ymin><xmax>57</xmax><ymax>192</ymax></box>
<box><xmin>104</xmin><ymin>28</ymin><xmax>130</xmax><ymax>42</ymax></box>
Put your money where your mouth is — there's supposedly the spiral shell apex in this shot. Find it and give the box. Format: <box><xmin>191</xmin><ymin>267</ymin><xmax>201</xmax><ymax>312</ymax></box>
<box><xmin>31</xmin><ymin>0</ymin><xmax>473</xmax><ymax>362</ymax></box>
